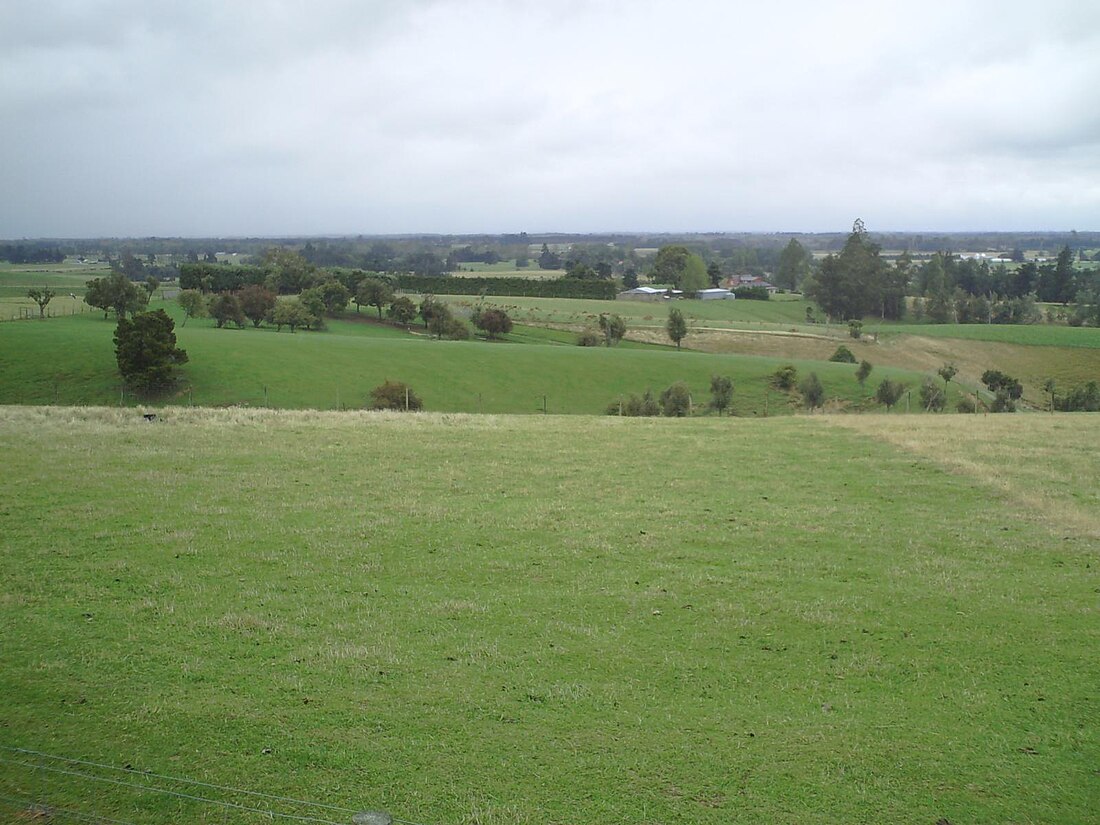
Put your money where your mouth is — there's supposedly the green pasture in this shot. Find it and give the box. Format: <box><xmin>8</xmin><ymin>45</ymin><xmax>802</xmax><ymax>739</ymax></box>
<box><xmin>451</xmin><ymin>261</ymin><xmax>563</xmax><ymax>279</ymax></box>
<box><xmin>0</xmin><ymin>264</ymin><xmax>107</xmax><ymax>320</ymax></box>
<box><xmin>0</xmin><ymin>409</ymin><xmax>1096</xmax><ymax>824</ymax></box>
<box><xmin>879</xmin><ymin>322</ymin><xmax>1100</xmax><ymax>349</ymax></box>
<box><xmin>430</xmin><ymin>293</ymin><xmax>815</xmax><ymax>331</ymax></box>
<box><xmin>0</xmin><ymin>305</ymin><xmax>935</xmax><ymax>413</ymax></box>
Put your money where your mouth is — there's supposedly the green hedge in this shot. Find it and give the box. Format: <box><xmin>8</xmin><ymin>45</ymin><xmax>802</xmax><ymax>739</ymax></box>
<box><xmin>394</xmin><ymin>275</ymin><xmax>618</xmax><ymax>300</ymax></box>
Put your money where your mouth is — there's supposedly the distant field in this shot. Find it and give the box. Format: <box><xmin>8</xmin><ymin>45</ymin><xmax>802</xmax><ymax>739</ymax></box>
<box><xmin>881</xmin><ymin>322</ymin><xmax>1100</xmax><ymax>349</ymax></box>
<box><xmin>430</xmin><ymin>293</ymin><xmax>815</xmax><ymax>330</ymax></box>
<box><xmin>0</xmin><ymin>409</ymin><xmax>1096</xmax><ymax>823</ymax></box>
<box><xmin>0</xmin><ymin>302</ymin><xmax>943</xmax><ymax>413</ymax></box>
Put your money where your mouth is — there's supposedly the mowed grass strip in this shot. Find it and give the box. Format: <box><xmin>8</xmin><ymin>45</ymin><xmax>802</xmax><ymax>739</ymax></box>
<box><xmin>828</xmin><ymin>413</ymin><xmax>1100</xmax><ymax>538</ymax></box>
<box><xmin>0</xmin><ymin>408</ymin><xmax>1096</xmax><ymax>824</ymax></box>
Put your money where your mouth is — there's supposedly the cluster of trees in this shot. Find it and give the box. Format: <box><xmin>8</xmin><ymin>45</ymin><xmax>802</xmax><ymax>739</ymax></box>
<box><xmin>85</xmin><ymin>273</ymin><xmax>159</xmax><ymax>319</ymax></box>
<box><xmin>394</xmin><ymin>274</ymin><xmax>617</xmax><ymax>300</ymax></box>
<box><xmin>800</xmin><ymin>222</ymin><xmax>1099</xmax><ymax>327</ymax></box>
<box><xmin>607</xmin><ymin>375</ymin><xmax>735</xmax><ymax>417</ymax></box>
<box><xmin>0</xmin><ymin>244</ymin><xmax>65</xmax><ymax>264</ymax></box>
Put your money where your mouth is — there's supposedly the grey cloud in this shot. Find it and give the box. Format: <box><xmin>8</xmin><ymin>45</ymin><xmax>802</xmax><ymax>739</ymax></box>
<box><xmin>2</xmin><ymin>0</ymin><xmax>1099</xmax><ymax>236</ymax></box>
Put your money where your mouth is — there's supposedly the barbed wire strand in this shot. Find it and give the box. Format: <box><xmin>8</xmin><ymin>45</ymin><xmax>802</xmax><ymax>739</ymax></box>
<box><xmin>3</xmin><ymin>746</ymin><xmax>357</xmax><ymax>814</ymax></box>
<box><xmin>0</xmin><ymin>792</ymin><xmax>138</xmax><ymax>825</ymax></box>
<box><xmin>0</xmin><ymin>757</ymin><xmax>345</xmax><ymax>825</ymax></box>
<box><xmin>1</xmin><ymin>746</ymin><xmax>438</xmax><ymax>825</ymax></box>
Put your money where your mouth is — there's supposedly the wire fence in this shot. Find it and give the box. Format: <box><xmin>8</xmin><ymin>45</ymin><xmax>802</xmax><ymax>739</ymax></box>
<box><xmin>0</xmin><ymin>303</ymin><xmax>92</xmax><ymax>323</ymax></box>
<box><xmin>0</xmin><ymin>746</ymin><xmax>428</xmax><ymax>825</ymax></box>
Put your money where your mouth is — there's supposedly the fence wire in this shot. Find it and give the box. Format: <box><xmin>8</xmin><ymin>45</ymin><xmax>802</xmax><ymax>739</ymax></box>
<box><xmin>0</xmin><ymin>746</ymin><xmax>434</xmax><ymax>825</ymax></box>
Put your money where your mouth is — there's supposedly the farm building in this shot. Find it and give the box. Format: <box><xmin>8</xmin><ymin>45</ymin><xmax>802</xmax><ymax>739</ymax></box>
<box><xmin>696</xmin><ymin>288</ymin><xmax>734</xmax><ymax>300</ymax></box>
<box><xmin>617</xmin><ymin>286</ymin><xmax>682</xmax><ymax>301</ymax></box>
<box><xmin>725</xmin><ymin>274</ymin><xmax>779</xmax><ymax>294</ymax></box>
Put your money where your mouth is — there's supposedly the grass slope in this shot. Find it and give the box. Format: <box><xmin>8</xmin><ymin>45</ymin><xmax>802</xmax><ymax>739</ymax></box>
<box><xmin>0</xmin><ymin>409</ymin><xmax>1096</xmax><ymax>824</ymax></box>
<box><xmin>0</xmin><ymin>308</ymin><xmax>939</xmax><ymax>414</ymax></box>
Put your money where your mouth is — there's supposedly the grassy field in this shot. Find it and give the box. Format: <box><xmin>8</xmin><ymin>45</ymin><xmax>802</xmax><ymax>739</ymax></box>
<box><xmin>0</xmin><ymin>409</ymin><xmax>1096</xmax><ymax>824</ymax></box>
<box><xmin>0</xmin><ymin>304</ymin><xmax>944</xmax><ymax>414</ymax></box>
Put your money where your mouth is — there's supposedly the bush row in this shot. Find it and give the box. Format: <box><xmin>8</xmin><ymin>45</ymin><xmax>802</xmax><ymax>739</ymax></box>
<box><xmin>394</xmin><ymin>275</ymin><xmax>618</xmax><ymax>300</ymax></box>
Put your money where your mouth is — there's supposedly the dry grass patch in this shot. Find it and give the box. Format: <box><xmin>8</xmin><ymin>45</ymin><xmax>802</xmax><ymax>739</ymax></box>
<box><xmin>825</xmin><ymin>413</ymin><xmax>1100</xmax><ymax>538</ymax></box>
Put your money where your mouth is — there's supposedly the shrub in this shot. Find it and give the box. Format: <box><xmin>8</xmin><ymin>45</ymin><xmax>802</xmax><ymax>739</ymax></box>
<box><xmin>605</xmin><ymin>390</ymin><xmax>660</xmax><ymax>416</ymax></box>
<box><xmin>772</xmin><ymin>365</ymin><xmax>798</xmax><ymax>391</ymax></box>
<box><xmin>919</xmin><ymin>377</ymin><xmax>946</xmax><ymax>412</ymax></box>
<box><xmin>855</xmin><ymin>360</ymin><xmax>873</xmax><ymax>387</ymax></box>
<box><xmin>395</xmin><ymin>275</ymin><xmax>618</xmax><ymax>300</ymax></box>
<box><xmin>660</xmin><ymin>382</ymin><xmax>692</xmax><ymax>417</ymax></box>
<box><xmin>956</xmin><ymin>396</ymin><xmax>977</xmax><ymax>414</ymax></box>
<box><xmin>799</xmin><ymin>372</ymin><xmax>825</xmax><ymax>410</ymax></box>
<box><xmin>732</xmin><ymin>286</ymin><xmax>769</xmax><ymax>300</ymax></box>
<box><xmin>875</xmin><ymin>378</ymin><xmax>905</xmax><ymax>411</ymax></box>
<box><xmin>980</xmin><ymin>371</ymin><xmax>1022</xmax><ymax>412</ymax></box>
<box><xmin>1054</xmin><ymin>381</ymin><xmax>1100</xmax><ymax>411</ymax></box>
<box><xmin>848</xmin><ymin>320</ymin><xmax>863</xmax><ymax>339</ymax></box>
<box><xmin>369</xmin><ymin>380</ymin><xmax>423</xmax><ymax>411</ymax></box>
<box><xmin>442</xmin><ymin>318</ymin><xmax>470</xmax><ymax>340</ymax></box>
<box><xmin>829</xmin><ymin>345</ymin><xmax>856</xmax><ymax>363</ymax></box>
<box><xmin>577</xmin><ymin>330</ymin><xmax>601</xmax><ymax>347</ymax></box>
<box><xmin>473</xmin><ymin>307</ymin><xmax>513</xmax><ymax>339</ymax></box>
<box><xmin>208</xmin><ymin>293</ymin><xmax>246</xmax><ymax>328</ymax></box>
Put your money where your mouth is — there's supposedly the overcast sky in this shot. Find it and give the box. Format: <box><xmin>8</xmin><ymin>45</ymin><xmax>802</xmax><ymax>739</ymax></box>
<box><xmin>2</xmin><ymin>0</ymin><xmax>1098</xmax><ymax>237</ymax></box>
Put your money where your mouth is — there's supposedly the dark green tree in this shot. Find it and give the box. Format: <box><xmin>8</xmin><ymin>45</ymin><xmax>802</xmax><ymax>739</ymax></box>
<box><xmin>775</xmin><ymin>238</ymin><xmax>809</xmax><ymax>291</ymax></box>
<box><xmin>387</xmin><ymin>296</ymin><xmax>418</xmax><ymax>325</ymax></box>
<box><xmin>981</xmin><ymin>370</ymin><xmax>1022</xmax><ymax>412</ymax></box>
<box><xmin>706</xmin><ymin>261</ymin><xmax>723</xmax><ymax>288</ymax></box>
<box><xmin>238</xmin><ymin>284</ymin><xmax>277</xmax><ymax>327</ymax></box>
<box><xmin>317</xmin><ymin>280</ymin><xmax>351</xmax><ymax>316</ymax></box>
<box><xmin>855</xmin><ymin>359</ymin><xmax>873</xmax><ymax>388</ymax></box>
<box><xmin>799</xmin><ymin>372</ymin><xmax>825</xmax><ymax>411</ymax></box>
<box><xmin>427</xmin><ymin>303</ymin><xmax>455</xmax><ymax>339</ymax></box>
<box><xmin>262</xmin><ymin>248</ymin><xmax>316</xmax><ymax>294</ymax></box>
<box><xmin>651</xmin><ymin>245</ymin><xmax>691</xmax><ymax>287</ymax></box>
<box><xmin>937</xmin><ymin>363</ymin><xmax>958</xmax><ymax>391</ymax></box>
<box><xmin>1037</xmin><ymin>245</ymin><xmax>1075</xmax><ymax>303</ymax></box>
<box><xmin>114</xmin><ymin>309</ymin><xmax>188</xmax><ymax>392</ymax></box>
<box><xmin>660</xmin><ymin>381</ymin><xmax>692</xmax><ymax>416</ymax></box>
<box><xmin>209</xmin><ymin>293</ymin><xmax>245</xmax><ymax>328</ymax></box>
<box><xmin>419</xmin><ymin>294</ymin><xmax>443</xmax><ymax>329</ymax></box>
<box><xmin>84</xmin><ymin>273</ymin><xmax>148</xmax><ymax>319</ymax></box>
<box><xmin>710</xmin><ymin>375</ymin><xmax>733</xmax><ymax>416</ymax></box>
<box><xmin>875</xmin><ymin>378</ymin><xmax>905</xmax><ymax>411</ymax></box>
<box><xmin>538</xmin><ymin>244</ymin><xmax>562</xmax><ymax>270</ymax></box>
<box><xmin>804</xmin><ymin>220</ymin><xmax>891</xmax><ymax>321</ymax></box>
<box><xmin>830</xmin><ymin>345</ymin><xmax>856</xmax><ymax>363</ymax></box>
<box><xmin>355</xmin><ymin>278</ymin><xmax>393</xmax><ymax>318</ymax></box>
<box><xmin>598</xmin><ymin>313</ymin><xmax>626</xmax><ymax>347</ymax></box>
<box><xmin>473</xmin><ymin>307</ymin><xmax>513</xmax><ymax>339</ymax></box>
<box><xmin>666</xmin><ymin>307</ymin><xmax>687</xmax><ymax>349</ymax></box>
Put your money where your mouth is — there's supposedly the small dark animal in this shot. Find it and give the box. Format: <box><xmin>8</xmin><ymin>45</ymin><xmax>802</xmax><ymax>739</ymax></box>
<box><xmin>142</xmin><ymin>413</ymin><xmax>157</xmax><ymax>422</ymax></box>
